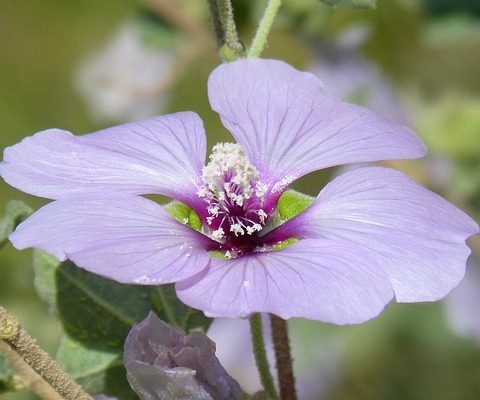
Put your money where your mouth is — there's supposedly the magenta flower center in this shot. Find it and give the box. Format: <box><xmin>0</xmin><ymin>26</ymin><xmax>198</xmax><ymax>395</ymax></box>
<box><xmin>197</xmin><ymin>143</ymin><xmax>269</xmax><ymax>257</ymax></box>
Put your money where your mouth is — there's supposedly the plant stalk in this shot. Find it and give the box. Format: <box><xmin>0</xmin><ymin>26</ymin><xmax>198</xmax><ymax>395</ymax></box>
<box><xmin>207</xmin><ymin>0</ymin><xmax>245</xmax><ymax>60</ymax></box>
<box><xmin>0</xmin><ymin>307</ymin><xmax>93</xmax><ymax>400</ymax></box>
<box><xmin>217</xmin><ymin>0</ymin><xmax>244</xmax><ymax>55</ymax></box>
<box><xmin>248</xmin><ymin>0</ymin><xmax>282</xmax><ymax>57</ymax></box>
<box><xmin>249</xmin><ymin>314</ymin><xmax>279</xmax><ymax>400</ymax></box>
<box><xmin>270</xmin><ymin>314</ymin><xmax>297</xmax><ymax>400</ymax></box>
<box><xmin>206</xmin><ymin>0</ymin><xmax>224</xmax><ymax>49</ymax></box>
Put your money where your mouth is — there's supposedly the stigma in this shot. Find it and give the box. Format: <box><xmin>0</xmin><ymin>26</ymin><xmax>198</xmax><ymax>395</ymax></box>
<box><xmin>197</xmin><ymin>143</ymin><xmax>268</xmax><ymax>251</ymax></box>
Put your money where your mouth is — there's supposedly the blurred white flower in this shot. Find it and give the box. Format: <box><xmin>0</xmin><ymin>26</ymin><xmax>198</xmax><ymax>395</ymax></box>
<box><xmin>76</xmin><ymin>22</ymin><xmax>174</xmax><ymax>123</ymax></box>
<box><xmin>445</xmin><ymin>258</ymin><xmax>480</xmax><ymax>344</ymax></box>
<box><xmin>208</xmin><ymin>317</ymin><xmax>341</xmax><ymax>399</ymax></box>
<box><xmin>311</xmin><ymin>25</ymin><xmax>407</xmax><ymax>123</ymax></box>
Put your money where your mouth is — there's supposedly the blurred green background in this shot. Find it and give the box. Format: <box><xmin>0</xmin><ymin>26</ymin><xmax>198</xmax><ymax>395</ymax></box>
<box><xmin>1</xmin><ymin>0</ymin><xmax>479</xmax><ymax>399</ymax></box>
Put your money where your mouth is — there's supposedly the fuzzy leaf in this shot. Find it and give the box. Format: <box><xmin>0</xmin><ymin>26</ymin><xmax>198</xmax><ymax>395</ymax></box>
<box><xmin>277</xmin><ymin>190</ymin><xmax>315</xmax><ymax>221</ymax></box>
<box><xmin>33</xmin><ymin>249</ymin><xmax>211</xmax><ymax>398</ymax></box>
<box><xmin>56</xmin><ymin>336</ymin><xmax>135</xmax><ymax>400</ymax></box>
<box><xmin>0</xmin><ymin>200</ymin><xmax>32</xmax><ymax>248</ymax></box>
<box><xmin>33</xmin><ymin>250</ymin><xmax>152</xmax><ymax>398</ymax></box>
<box><xmin>33</xmin><ymin>251</ymin><xmax>152</xmax><ymax>340</ymax></box>
<box><xmin>319</xmin><ymin>0</ymin><xmax>377</xmax><ymax>9</ymax></box>
<box><xmin>151</xmin><ymin>284</ymin><xmax>212</xmax><ymax>333</ymax></box>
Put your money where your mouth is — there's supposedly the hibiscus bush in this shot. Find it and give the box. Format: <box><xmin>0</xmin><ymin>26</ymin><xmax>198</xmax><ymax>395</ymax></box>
<box><xmin>1</xmin><ymin>1</ymin><xmax>479</xmax><ymax>400</ymax></box>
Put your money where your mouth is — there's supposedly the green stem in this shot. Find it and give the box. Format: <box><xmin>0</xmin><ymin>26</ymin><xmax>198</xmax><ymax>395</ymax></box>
<box><xmin>155</xmin><ymin>286</ymin><xmax>179</xmax><ymax>326</ymax></box>
<box><xmin>206</xmin><ymin>0</ymin><xmax>224</xmax><ymax>49</ymax></box>
<box><xmin>0</xmin><ymin>307</ymin><xmax>92</xmax><ymax>400</ymax></box>
<box><xmin>248</xmin><ymin>0</ymin><xmax>282</xmax><ymax>57</ymax></box>
<box><xmin>207</xmin><ymin>0</ymin><xmax>244</xmax><ymax>60</ymax></box>
<box><xmin>218</xmin><ymin>0</ymin><xmax>244</xmax><ymax>54</ymax></box>
<box><xmin>270</xmin><ymin>314</ymin><xmax>297</xmax><ymax>400</ymax></box>
<box><xmin>249</xmin><ymin>314</ymin><xmax>279</xmax><ymax>400</ymax></box>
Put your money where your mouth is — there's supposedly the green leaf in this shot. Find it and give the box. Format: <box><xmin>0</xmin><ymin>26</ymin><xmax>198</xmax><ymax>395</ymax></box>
<box><xmin>33</xmin><ymin>249</ymin><xmax>212</xmax><ymax>398</ymax></box>
<box><xmin>151</xmin><ymin>284</ymin><xmax>212</xmax><ymax>333</ymax></box>
<box><xmin>277</xmin><ymin>190</ymin><xmax>315</xmax><ymax>221</ymax></box>
<box><xmin>272</xmin><ymin>237</ymin><xmax>299</xmax><ymax>251</ymax></box>
<box><xmin>56</xmin><ymin>336</ymin><xmax>136</xmax><ymax>400</ymax></box>
<box><xmin>319</xmin><ymin>0</ymin><xmax>377</xmax><ymax>9</ymax></box>
<box><xmin>33</xmin><ymin>251</ymin><xmax>152</xmax><ymax>342</ymax></box>
<box><xmin>164</xmin><ymin>200</ymin><xmax>202</xmax><ymax>231</ymax></box>
<box><xmin>0</xmin><ymin>200</ymin><xmax>32</xmax><ymax>248</ymax></box>
<box><xmin>33</xmin><ymin>250</ymin><xmax>153</xmax><ymax>398</ymax></box>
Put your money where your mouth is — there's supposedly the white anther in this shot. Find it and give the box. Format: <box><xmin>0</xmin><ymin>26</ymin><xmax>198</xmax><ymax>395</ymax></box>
<box><xmin>208</xmin><ymin>204</ymin><xmax>220</xmax><ymax>217</ymax></box>
<box><xmin>212</xmin><ymin>228</ymin><xmax>225</xmax><ymax>239</ymax></box>
<box><xmin>230</xmin><ymin>223</ymin><xmax>245</xmax><ymax>236</ymax></box>
<box><xmin>199</xmin><ymin>143</ymin><xmax>269</xmax><ymax>238</ymax></box>
<box><xmin>252</xmin><ymin>223</ymin><xmax>262</xmax><ymax>232</ymax></box>
<box><xmin>197</xmin><ymin>187</ymin><xmax>208</xmax><ymax>198</ymax></box>
<box><xmin>258</xmin><ymin>209</ymin><xmax>267</xmax><ymax>222</ymax></box>
<box><xmin>255</xmin><ymin>182</ymin><xmax>268</xmax><ymax>199</ymax></box>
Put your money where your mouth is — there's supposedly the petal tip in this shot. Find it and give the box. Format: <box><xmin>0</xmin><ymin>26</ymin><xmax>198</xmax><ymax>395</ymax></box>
<box><xmin>0</xmin><ymin>161</ymin><xmax>7</xmax><ymax>179</ymax></box>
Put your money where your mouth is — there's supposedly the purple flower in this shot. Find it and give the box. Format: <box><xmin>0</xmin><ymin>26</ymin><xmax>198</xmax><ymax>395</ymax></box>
<box><xmin>124</xmin><ymin>312</ymin><xmax>242</xmax><ymax>400</ymax></box>
<box><xmin>1</xmin><ymin>58</ymin><xmax>477</xmax><ymax>324</ymax></box>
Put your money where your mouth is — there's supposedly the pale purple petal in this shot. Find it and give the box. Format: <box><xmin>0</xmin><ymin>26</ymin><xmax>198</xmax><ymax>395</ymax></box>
<box><xmin>276</xmin><ymin>167</ymin><xmax>479</xmax><ymax>302</ymax></box>
<box><xmin>176</xmin><ymin>239</ymin><xmax>394</xmax><ymax>324</ymax></box>
<box><xmin>0</xmin><ymin>112</ymin><xmax>206</xmax><ymax>205</ymax></box>
<box><xmin>10</xmin><ymin>196</ymin><xmax>212</xmax><ymax>284</ymax></box>
<box><xmin>208</xmin><ymin>58</ymin><xmax>425</xmax><ymax>192</ymax></box>
<box><xmin>126</xmin><ymin>362</ymin><xmax>214</xmax><ymax>400</ymax></box>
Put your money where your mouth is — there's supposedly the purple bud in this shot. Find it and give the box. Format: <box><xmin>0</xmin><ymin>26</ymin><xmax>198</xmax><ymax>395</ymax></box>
<box><xmin>124</xmin><ymin>312</ymin><xmax>242</xmax><ymax>400</ymax></box>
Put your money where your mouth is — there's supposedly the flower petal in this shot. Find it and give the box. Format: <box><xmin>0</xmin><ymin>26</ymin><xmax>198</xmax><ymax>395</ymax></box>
<box><xmin>176</xmin><ymin>239</ymin><xmax>394</xmax><ymax>324</ymax></box>
<box><xmin>125</xmin><ymin>362</ymin><xmax>214</xmax><ymax>400</ymax></box>
<box><xmin>10</xmin><ymin>195</ymin><xmax>212</xmax><ymax>284</ymax></box>
<box><xmin>208</xmin><ymin>58</ymin><xmax>426</xmax><ymax>192</ymax></box>
<box><xmin>276</xmin><ymin>167</ymin><xmax>479</xmax><ymax>302</ymax></box>
<box><xmin>0</xmin><ymin>112</ymin><xmax>206</xmax><ymax>205</ymax></box>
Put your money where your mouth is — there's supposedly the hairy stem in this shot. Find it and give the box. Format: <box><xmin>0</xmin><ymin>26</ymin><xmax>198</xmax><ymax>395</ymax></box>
<box><xmin>0</xmin><ymin>307</ymin><xmax>92</xmax><ymax>400</ymax></box>
<box><xmin>217</xmin><ymin>0</ymin><xmax>244</xmax><ymax>55</ymax></box>
<box><xmin>270</xmin><ymin>314</ymin><xmax>297</xmax><ymax>400</ymax></box>
<box><xmin>248</xmin><ymin>0</ymin><xmax>282</xmax><ymax>57</ymax></box>
<box><xmin>0</xmin><ymin>340</ymin><xmax>63</xmax><ymax>399</ymax></box>
<box><xmin>249</xmin><ymin>314</ymin><xmax>279</xmax><ymax>400</ymax></box>
<box><xmin>206</xmin><ymin>0</ymin><xmax>225</xmax><ymax>49</ymax></box>
<box><xmin>206</xmin><ymin>0</ymin><xmax>244</xmax><ymax>60</ymax></box>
